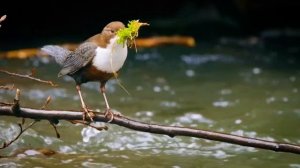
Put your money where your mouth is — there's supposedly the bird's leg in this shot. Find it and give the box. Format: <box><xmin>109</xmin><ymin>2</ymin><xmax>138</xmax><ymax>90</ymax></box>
<box><xmin>100</xmin><ymin>83</ymin><xmax>120</xmax><ymax>122</ymax></box>
<box><xmin>100</xmin><ymin>83</ymin><xmax>110</xmax><ymax>110</ymax></box>
<box><xmin>76</xmin><ymin>85</ymin><xmax>94</xmax><ymax>121</ymax></box>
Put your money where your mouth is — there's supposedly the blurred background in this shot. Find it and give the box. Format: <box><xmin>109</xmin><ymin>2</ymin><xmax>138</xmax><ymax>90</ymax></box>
<box><xmin>1</xmin><ymin>1</ymin><xmax>300</xmax><ymax>167</ymax></box>
<box><xmin>1</xmin><ymin>0</ymin><xmax>300</xmax><ymax>49</ymax></box>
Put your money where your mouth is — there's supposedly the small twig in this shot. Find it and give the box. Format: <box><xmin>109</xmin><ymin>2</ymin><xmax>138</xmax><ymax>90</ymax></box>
<box><xmin>0</xmin><ymin>69</ymin><xmax>57</xmax><ymax>86</ymax></box>
<box><xmin>11</xmin><ymin>89</ymin><xmax>20</xmax><ymax>115</ymax></box>
<box><xmin>30</xmin><ymin>68</ymin><xmax>36</xmax><ymax>77</ymax></box>
<box><xmin>69</xmin><ymin>120</ymin><xmax>108</xmax><ymax>131</ymax></box>
<box><xmin>0</xmin><ymin>120</ymin><xmax>38</xmax><ymax>149</ymax></box>
<box><xmin>50</xmin><ymin>122</ymin><xmax>60</xmax><ymax>138</ymax></box>
<box><xmin>0</xmin><ymin>102</ymin><xmax>14</xmax><ymax>106</ymax></box>
<box><xmin>41</xmin><ymin>96</ymin><xmax>52</xmax><ymax>110</ymax></box>
<box><xmin>21</xmin><ymin>118</ymin><xmax>25</xmax><ymax>125</ymax></box>
<box><xmin>39</xmin><ymin>96</ymin><xmax>60</xmax><ymax>138</ymax></box>
<box><xmin>0</xmin><ymin>85</ymin><xmax>15</xmax><ymax>90</ymax></box>
<box><xmin>14</xmin><ymin>89</ymin><xmax>20</xmax><ymax>102</ymax></box>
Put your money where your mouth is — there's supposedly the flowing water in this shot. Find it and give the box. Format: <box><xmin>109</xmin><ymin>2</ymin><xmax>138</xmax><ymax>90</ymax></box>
<box><xmin>1</xmin><ymin>39</ymin><xmax>300</xmax><ymax>167</ymax></box>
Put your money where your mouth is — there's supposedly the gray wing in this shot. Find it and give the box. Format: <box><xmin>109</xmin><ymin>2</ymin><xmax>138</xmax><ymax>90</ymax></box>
<box><xmin>58</xmin><ymin>42</ymin><xmax>97</xmax><ymax>77</ymax></box>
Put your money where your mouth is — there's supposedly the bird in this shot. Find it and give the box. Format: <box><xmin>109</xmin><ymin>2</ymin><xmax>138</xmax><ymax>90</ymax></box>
<box><xmin>41</xmin><ymin>21</ymin><xmax>128</xmax><ymax>122</ymax></box>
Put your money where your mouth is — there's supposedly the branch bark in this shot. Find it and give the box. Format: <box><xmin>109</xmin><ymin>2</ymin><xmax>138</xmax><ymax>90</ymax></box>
<box><xmin>1</xmin><ymin>105</ymin><xmax>300</xmax><ymax>155</ymax></box>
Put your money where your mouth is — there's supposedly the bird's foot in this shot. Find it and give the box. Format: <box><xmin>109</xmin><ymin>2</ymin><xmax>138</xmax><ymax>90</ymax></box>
<box><xmin>104</xmin><ymin>109</ymin><xmax>122</xmax><ymax>123</ymax></box>
<box><xmin>82</xmin><ymin>107</ymin><xmax>95</xmax><ymax>122</ymax></box>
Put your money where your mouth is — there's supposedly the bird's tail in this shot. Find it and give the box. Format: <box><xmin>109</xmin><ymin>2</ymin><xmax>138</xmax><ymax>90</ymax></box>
<box><xmin>41</xmin><ymin>45</ymin><xmax>71</xmax><ymax>66</ymax></box>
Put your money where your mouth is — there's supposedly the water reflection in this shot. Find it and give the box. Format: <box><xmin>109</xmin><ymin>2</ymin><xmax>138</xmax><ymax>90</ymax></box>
<box><xmin>181</xmin><ymin>54</ymin><xmax>236</xmax><ymax>65</ymax></box>
<box><xmin>176</xmin><ymin>113</ymin><xmax>213</xmax><ymax>125</ymax></box>
<box><xmin>25</xmin><ymin>88</ymin><xmax>67</xmax><ymax>100</ymax></box>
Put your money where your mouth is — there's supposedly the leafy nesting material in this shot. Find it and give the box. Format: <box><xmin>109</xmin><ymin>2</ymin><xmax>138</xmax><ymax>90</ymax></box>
<box><xmin>117</xmin><ymin>20</ymin><xmax>149</xmax><ymax>46</ymax></box>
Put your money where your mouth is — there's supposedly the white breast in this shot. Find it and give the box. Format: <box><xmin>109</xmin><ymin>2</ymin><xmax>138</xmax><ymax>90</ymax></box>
<box><xmin>92</xmin><ymin>36</ymin><xmax>128</xmax><ymax>73</ymax></box>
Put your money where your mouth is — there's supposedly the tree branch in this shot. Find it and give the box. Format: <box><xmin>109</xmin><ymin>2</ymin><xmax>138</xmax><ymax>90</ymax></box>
<box><xmin>0</xmin><ymin>36</ymin><xmax>195</xmax><ymax>59</ymax></box>
<box><xmin>1</xmin><ymin>105</ymin><xmax>300</xmax><ymax>155</ymax></box>
<box><xmin>0</xmin><ymin>69</ymin><xmax>57</xmax><ymax>86</ymax></box>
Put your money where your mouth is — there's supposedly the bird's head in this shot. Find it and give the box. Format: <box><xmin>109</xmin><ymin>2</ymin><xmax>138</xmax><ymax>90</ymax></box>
<box><xmin>101</xmin><ymin>21</ymin><xmax>125</xmax><ymax>40</ymax></box>
<box><xmin>99</xmin><ymin>20</ymin><xmax>149</xmax><ymax>48</ymax></box>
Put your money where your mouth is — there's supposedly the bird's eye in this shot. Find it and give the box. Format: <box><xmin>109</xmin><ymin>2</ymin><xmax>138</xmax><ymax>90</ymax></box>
<box><xmin>110</xmin><ymin>30</ymin><xmax>115</xmax><ymax>33</ymax></box>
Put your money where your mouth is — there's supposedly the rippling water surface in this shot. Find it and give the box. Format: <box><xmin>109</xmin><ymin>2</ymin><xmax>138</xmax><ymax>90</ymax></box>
<box><xmin>1</xmin><ymin>40</ymin><xmax>300</xmax><ymax>167</ymax></box>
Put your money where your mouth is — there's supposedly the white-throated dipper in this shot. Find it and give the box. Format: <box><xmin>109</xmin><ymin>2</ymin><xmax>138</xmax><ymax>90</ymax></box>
<box><xmin>42</xmin><ymin>21</ymin><xmax>127</xmax><ymax>122</ymax></box>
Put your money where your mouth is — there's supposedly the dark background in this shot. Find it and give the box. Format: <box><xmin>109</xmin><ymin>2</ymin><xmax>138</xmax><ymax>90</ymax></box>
<box><xmin>1</xmin><ymin>0</ymin><xmax>300</xmax><ymax>50</ymax></box>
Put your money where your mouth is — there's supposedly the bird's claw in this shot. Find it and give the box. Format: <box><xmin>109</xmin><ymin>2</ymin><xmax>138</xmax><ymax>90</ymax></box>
<box><xmin>104</xmin><ymin>109</ymin><xmax>122</xmax><ymax>123</ymax></box>
<box><xmin>104</xmin><ymin>109</ymin><xmax>113</xmax><ymax>122</ymax></box>
<box><xmin>82</xmin><ymin>107</ymin><xmax>95</xmax><ymax>122</ymax></box>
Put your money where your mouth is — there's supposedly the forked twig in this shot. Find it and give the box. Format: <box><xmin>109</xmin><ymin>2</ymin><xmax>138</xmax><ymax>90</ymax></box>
<box><xmin>0</xmin><ymin>69</ymin><xmax>57</xmax><ymax>86</ymax></box>
<box><xmin>0</xmin><ymin>120</ymin><xmax>38</xmax><ymax>149</ymax></box>
<box><xmin>40</xmin><ymin>96</ymin><xmax>60</xmax><ymax>138</ymax></box>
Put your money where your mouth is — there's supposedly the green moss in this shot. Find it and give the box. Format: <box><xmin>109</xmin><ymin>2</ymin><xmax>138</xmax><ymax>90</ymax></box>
<box><xmin>117</xmin><ymin>20</ymin><xmax>149</xmax><ymax>45</ymax></box>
